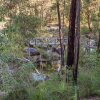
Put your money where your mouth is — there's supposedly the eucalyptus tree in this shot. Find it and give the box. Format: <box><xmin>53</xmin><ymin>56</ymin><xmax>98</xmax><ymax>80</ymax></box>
<box><xmin>67</xmin><ymin>0</ymin><xmax>77</xmax><ymax>67</ymax></box>
<box><xmin>67</xmin><ymin>1</ymin><xmax>80</xmax><ymax>99</ymax></box>
<box><xmin>67</xmin><ymin>0</ymin><xmax>80</xmax><ymax>85</ymax></box>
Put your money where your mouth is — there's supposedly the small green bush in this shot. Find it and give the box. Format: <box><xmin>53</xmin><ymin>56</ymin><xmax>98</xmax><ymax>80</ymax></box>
<box><xmin>4</xmin><ymin>88</ymin><xmax>29</xmax><ymax>100</ymax></box>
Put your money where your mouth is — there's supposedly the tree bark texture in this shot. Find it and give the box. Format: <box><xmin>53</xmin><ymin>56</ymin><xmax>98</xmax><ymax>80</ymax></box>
<box><xmin>67</xmin><ymin>0</ymin><xmax>77</xmax><ymax>67</ymax></box>
<box><xmin>73</xmin><ymin>0</ymin><xmax>80</xmax><ymax>83</ymax></box>
<box><xmin>66</xmin><ymin>0</ymin><xmax>80</xmax><ymax>85</ymax></box>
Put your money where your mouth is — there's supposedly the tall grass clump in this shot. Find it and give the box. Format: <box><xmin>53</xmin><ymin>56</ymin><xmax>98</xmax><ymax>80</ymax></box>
<box><xmin>79</xmin><ymin>52</ymin><xmax>100</xmax><ymax>98</ymax></box>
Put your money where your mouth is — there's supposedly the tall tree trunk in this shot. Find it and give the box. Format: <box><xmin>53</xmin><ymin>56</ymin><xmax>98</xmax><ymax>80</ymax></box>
<box><xmin>56</xmin><ymin>0</ymin><xmax>64</xmax><ymax>67</ymax></box>
<box><xmin>67</xmin><ymin>0</ymin><xmax>77</xmax><ymax>67</ymax></box>
<box><xmin>66</xmin><ymin>0</ymin><xmax>80</xmax><ymax>85</ymax></box>
<box><xmin>67</xmin><ymin>0</ymin><xmax>80</xmax><ymax>99</ymax></box>
<box><xmin>73</xmin><ymin>0</ymin><xmax>80</xmax><ymax>84</ymax></box>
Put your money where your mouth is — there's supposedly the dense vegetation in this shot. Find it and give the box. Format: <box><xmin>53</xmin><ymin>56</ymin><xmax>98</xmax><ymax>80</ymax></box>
<box><xmin>0</xmin><ymin>0</ymin><xmax>100</xmax><ymax>100</ymax></box>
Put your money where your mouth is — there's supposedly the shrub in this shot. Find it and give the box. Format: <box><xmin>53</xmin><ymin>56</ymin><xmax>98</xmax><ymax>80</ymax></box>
<box><xmin>4</xmin><ymin>87</ymin><xmax>29</xmax><ymax>100</ymax></box>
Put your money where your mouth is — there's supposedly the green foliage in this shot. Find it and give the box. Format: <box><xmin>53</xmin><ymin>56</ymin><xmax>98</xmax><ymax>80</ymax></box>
<box><xmin>0</xmin><ymin>54</ymin><xmax>35</xmax><ymax>93</ymax></box>
<box><xmin>30</xmin><ymin>79</ymin><xmax>73</xmax><ymax>100</ymax></box>
<box><xmin>79</xmin><ymin>52</ymin><xmax>99</xmax><ymax>68</ymax></box>
<box><xmin>0</xmin><ymin>59</ymin><xmax>17</xmax><ymax>92</ymax></box>
<box><xmin>0</xmin><ymin>0</ymin><xmax>100</xmax><ymax>100</ymax></box>
<box><xmin>0</xmin><ymin>33</ymin><xmax>9</xmax><ymax>51</ymax></box>
<box><xmin>81</xmin><ymin>26</ymin><xmax>89</xmax><ymax>34</ymax></box>
<box><xmin>79</xmin><ymin>53</ymin><xmax>100</xmax><ymax>98</ymax></box>
<box><xmin>4</xmin><ymin>87</ymin><xmax>29</xmax><ymax>100</ymax></box>
<box><xmin>4</xmin><ymin>14</ymin><xmax>41</xmax><ymax>39</ymax></box>
<box><xmin>1</xmin><ymin>52</ymin><xmax>100</xmax><ymax>100</ymax></box>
